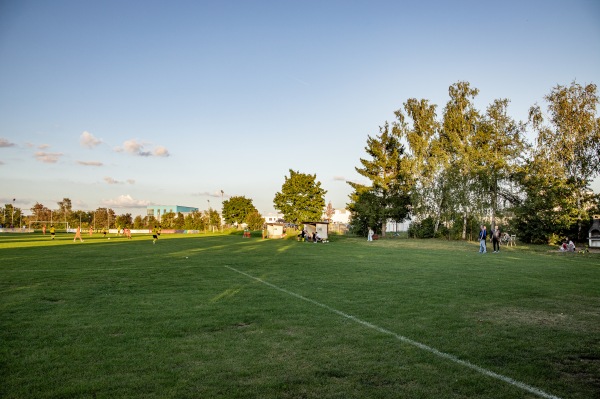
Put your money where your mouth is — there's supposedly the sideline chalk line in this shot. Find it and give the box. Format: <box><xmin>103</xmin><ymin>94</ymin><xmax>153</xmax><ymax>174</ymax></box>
<box><xmin>224</xmin><ymin>265</ymin><xmax>562</xmax><ymax>399</ymax></box>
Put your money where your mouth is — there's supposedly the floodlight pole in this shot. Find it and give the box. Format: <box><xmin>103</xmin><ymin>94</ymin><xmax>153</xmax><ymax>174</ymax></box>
<box><xmin>220</xmin><ymin>190</ymin><xmax>224</xmax><ymax>231</ymax></box>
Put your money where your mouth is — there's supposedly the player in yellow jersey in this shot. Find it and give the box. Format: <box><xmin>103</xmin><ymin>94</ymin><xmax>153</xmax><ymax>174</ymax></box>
<box><xmin>50</xmin><ymin>225</ymin><xmax>56</xmax><ymax>240</ymax></box>
<box><xmin>152</xmin><ymin>226</ymin><xmax>158</xmax><ymax>244</ymax></box>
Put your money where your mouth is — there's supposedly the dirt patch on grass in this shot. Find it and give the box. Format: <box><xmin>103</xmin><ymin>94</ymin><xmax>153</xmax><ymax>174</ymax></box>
<box><xmin>478</xmin><ymin>307</ymin><xmax>569</xmax><ymax>328</ymax></box>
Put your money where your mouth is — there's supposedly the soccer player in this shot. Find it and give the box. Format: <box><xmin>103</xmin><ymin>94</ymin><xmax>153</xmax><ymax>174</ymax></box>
<box><xmin>50</xmin><ymin>225</ymin><xmax>56</xmax><ymax>240</ymax></box>
<box><xmin>125</xmin><ymin>226</ymin><xmax>132</xmax><ymax>239</ymax></box>
<box><xmin>89</xmin><ymin>226</ymin><xmax>93</xmax><ymax>236</ymax></box>
<box><xmin>101</xmin><ymin>227</ymin><xmax>107</xmax><ymax>238</ymax></box>
<box><xmin>152</xmin><ymin>225</ymin><xmax>158</xmax><ymax>244</ymax></box>
<box><xmin>42</xmin><ymin>225</ymin><xmax>46</xmax><ymax>235</ymax></box>
<box><xmin>74</xmin><ymin>226</ymin><xmax>84</xmax><ymax>242</ymax></box>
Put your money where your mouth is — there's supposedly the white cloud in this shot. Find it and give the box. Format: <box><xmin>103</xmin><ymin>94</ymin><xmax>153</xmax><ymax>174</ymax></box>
<box><xmin>153</xmin><ymin>146</ymin><xmax>170</xmax><ymax>157</ymax></box>
<box><xmin>0</xmin><ymin>138</ymin><xmax>16</xmax><ymax>147</ymax></box>
<box><xmin>77</xmin><ymin>160</ymin><xmax>103</xmax><ymax>166</ymax></box>
<box><xmin>126</xmin><ymin>179</ymin><xmax>135</xmax><ymax>185</ymax></box>
<box><xmin>34</xmin><ymin>151</ymin><xmax>63</xmax><ymax>163</ymax></box>
<box><xmin>123</xmin><ymin>139</ymin><xmax>145</xmax><ymax>155</ymax></box>
<box><xmin>80</xmin><ymin>131</ymin><xmax>102</xmax><ymax>148</ymax></box>
<box><xmin>333</xmin><ymin>176</ymin><xmax>347</xmax><ymax>181</ymax></box>
<box><xmin>101</xmin><ymin>195</ymin><xmax>151</xmax><ymax>208</ymax></box>
<box><xmin>38</xmin><ymin>144</ymin><xmax>50</xmax><ymax>149</ymax></box>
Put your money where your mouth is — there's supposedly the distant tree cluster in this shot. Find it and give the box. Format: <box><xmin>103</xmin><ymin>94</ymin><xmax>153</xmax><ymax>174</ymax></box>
<box><xmin>347</xmin><ymin>80</ymin><xmax>600</xmax><ymax>243</ymax></box>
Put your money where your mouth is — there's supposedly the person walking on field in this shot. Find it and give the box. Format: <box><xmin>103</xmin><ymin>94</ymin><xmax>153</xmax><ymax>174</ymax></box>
<box><xmin>478</xmin><ymin>225</ymin><xmax>487</xmax><ymax>253</ymax></box>
<box><xmin>73</xmin><ymin>226</ymin><xmax>84</xmax><ymax>242</ymax></box>
<box><xmin>42</xmin><ymin>225</ymin><xmax>46</xmax><ymax>235</ymax></box>
<box><xmin>367</xmin><ymin>227</ymin><xmax>374</xmax><ymax>242</ymax></box>
<box><xmin>492</xmin><ymin>225</ymin><xmax>501</xmax><ymax>253</ymax></box>
<box><xmin>50</xmin><ymin>225</ymin><xmax>56</xmax><ymax>240</ymax></box>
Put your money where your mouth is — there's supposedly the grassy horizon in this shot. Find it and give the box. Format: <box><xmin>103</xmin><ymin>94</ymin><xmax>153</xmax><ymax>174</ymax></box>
<box><xmin>1</xmin><ymin>232</ymin><xmax>598</xmax><ymax>398</ymax></box>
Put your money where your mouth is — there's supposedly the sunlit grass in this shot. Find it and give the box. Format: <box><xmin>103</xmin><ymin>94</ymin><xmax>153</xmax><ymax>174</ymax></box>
<box><xmin>1</xmin><ymin>232</ymin><xmax>598</xmax><ymax>398</ymax></box>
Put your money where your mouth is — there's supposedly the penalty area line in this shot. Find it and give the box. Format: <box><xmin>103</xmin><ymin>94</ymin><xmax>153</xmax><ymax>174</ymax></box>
<box><xmin>224</xmin><ymin>265</ymin><xmax>562</xmax><ymax>399</ymax></box>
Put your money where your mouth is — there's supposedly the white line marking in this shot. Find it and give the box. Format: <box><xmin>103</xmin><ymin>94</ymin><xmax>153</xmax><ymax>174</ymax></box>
<box><xmin>224</xmin><ymin>265</ymin><xmax>562</xmax><ymax>399</ymax></box>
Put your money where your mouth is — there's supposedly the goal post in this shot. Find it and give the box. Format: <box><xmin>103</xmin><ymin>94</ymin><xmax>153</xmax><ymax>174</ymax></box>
<box><xmin>29</xmin><ymin>221</ymin><xmax>70</xmax><ymax>232</ymax></box>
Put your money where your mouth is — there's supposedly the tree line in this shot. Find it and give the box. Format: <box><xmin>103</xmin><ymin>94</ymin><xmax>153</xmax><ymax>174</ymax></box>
<box><xmin>347</xmin><ymin>80</ymin><xmax>600</xmax><ymax>243</ymax></box>
<box><xmin>4</xmin><ymin>81</ymin><xmax>598</xmax><ymax>243</ymax></box>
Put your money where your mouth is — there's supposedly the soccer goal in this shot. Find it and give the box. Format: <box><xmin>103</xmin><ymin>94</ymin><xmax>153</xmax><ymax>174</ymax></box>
<box><xmin>30</xmin><ymin>221</ymin><xmax>70</xmax><ymax>232</ymax></box>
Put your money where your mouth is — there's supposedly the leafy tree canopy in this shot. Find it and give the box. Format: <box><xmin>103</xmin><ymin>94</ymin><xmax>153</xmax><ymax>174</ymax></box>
<box><xmin>222</xmin><ymin>196</ymin><xmax>257</xmax><ymax>225</ymax></box>
<box><xmin>273</xmin><ymin>169</ymin><xmax>327</xmax><ymax>226</ymax></box>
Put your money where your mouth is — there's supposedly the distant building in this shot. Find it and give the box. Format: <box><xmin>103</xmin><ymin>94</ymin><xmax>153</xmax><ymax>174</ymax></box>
<box><xmin>325</xmin><ymin>208</ymin><xmax>351</xmax><ymax>224</ymax></box>
<box><xmin>263</xmin><ymin>213</ymin><xmax>283</xmax><ymax>224</ymax></box>
<box><xmin>147</xmin><ymin>205</ymin><xmax>199</xmax><ymax>221</ymax></box>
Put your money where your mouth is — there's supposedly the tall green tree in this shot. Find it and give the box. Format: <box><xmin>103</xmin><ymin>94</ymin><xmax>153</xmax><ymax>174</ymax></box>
<box><xmin>222</xmin><ymin>196</ymin><xmax>257</xmax><ymax>226</ymax></box>
<box><xmin>394</xmin><ymin>98</ymin><xmax>448</xmax><ymax>233</ymax></box>
<box><xmin>93</xmin><ymin>207</ymin><xmax>115</xmax><ymax>229</ymax></box>
<box><xmin>30</xmin><ymin>202</ymin><xmax>52</xmax><ymax>222</ymax></box>
<box><xmin>348</xmin><ymin>122</ymin><xmax>411</xmax><ymax>237</ymax></box>
<box><xmin>115</xmin><ymin>213</ymin><xmax>133</xmax><ymax>229</ymax></box>
<box><xmin>441</xmin><ymin>81</ymin><xmax>481</xmax><ymax>239</ymax></box>
<box><xmin>273</xmin><ymin>169</ymin><xmax>327</xmax><ymax>226</ymax></box>
<box><xmin>511</xmin><ymin>155</ymin><xmax>578</xmax><ymax>244</ymax></box>
<box><xmin>245</xmin><ymin>210</ymin><xmax>265</xmax><ymax>230</ymax></box>
<box><xmin>476</xmin><ymin>98</ymin><xmax>526</xmax><ymax>227</ymax></box>
<box><xmin>529</xmin><ymin>81</ymin><xmax>600</xmax><ymax>239</ymax></box>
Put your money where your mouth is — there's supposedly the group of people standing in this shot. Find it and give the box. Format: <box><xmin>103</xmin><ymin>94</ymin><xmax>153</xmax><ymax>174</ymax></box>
<box><xmin>479</xmin><ymin>225</ymin><xmax>501</xmax><ymax>254</ymax></box>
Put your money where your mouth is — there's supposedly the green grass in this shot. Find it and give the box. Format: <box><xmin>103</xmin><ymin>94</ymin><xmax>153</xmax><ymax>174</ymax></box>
<box><xmin>1</xmin><ymin>232</ymin><xmax>599</xmax><ymax>398</ymax></box>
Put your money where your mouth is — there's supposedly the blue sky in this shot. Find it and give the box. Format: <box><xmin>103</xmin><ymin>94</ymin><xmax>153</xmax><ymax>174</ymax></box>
<box><xmin>1</xmin><ymin>0</ymin><xmax>599</xmax><ymax>218</ymax></box>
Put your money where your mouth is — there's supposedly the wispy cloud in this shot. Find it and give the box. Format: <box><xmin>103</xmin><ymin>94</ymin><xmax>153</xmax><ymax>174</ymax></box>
<box><xmin>34</xmin><ymin>151</ymin><xmax>63</xmax><ymax>163</ymax></box>
<box><xmin>77</xmin><ymin>160</ymin><xmax>103</xmax><ymax>166</ymax></box>
<box><xmin>104</xmin><ymin>177</ymin><xmax>135</xmax><ymax>185</ymax></box>
<box><xmin>80</xmin><ymin>131</ymin><xmax>102</xmax><ymax>148</ymax></box>
<box><xmin>193</xmin><ymin>190</ymin><xmax>228</xmax><ymax>198</ymax></box>
<box><xmin>115</xmin><ymin>139</ymin><xmax>170</xmax><ymax>157</ymax></box>
<box><xmin>25</xmin><ymin>142</ymin><xmax>51</xmax><ymax>149</ymax></box>
<box><xmin>104</xmin><ymin>177</ymin><xmax>123</xmax><ymax>185</ymax></box>
<box><xmin>333</xmin><ymin>176</ymin><xmax>347</xmax><ymax>181</ymax></box>
<box><xmin>0</xmin><ymin>138</ymin><xmax>16</xmax><ymax>148</ymax></box>
<box><xmin>101</xmin><ymin>194</ymin><xmax>151</xmax><ymax>208</ymax></box>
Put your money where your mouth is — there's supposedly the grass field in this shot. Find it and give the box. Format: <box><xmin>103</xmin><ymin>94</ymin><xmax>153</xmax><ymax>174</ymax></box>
<box><xmin>1</xmin><ymin>232</ymin><xmax>599</xmax><ymax>399</ymax></box>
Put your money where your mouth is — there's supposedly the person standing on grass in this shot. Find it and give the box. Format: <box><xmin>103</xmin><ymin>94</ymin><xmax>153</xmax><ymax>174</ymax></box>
<box><xmin>89</xmin><ymin>226</ymin><xmax>93</xmax><ymax>236</ymax></box>
<box><xmin>102</xmin><ymin>227</ymin><xmax>107</xmax><ymax>238</ymax></box>
<box><xmin>152</xmin><ymin>225</ymin><xmax>159</xmax><ymax>244</ymax></box>
<box><xmin>73</xmin><ymin>226</ymin><xmax>84</xmax><ymax>242</ymax></box>
<box><xmin>367</xmin><ymin>227</ymin><xmax>374</xmax><ymax>241</ymax></box>
<box><xmin>42</xmin><ymin>225</ymin><xmax>46</xmax><ymax>235</ymax></box>
<box><xmin>492</xmin><ymin>225</ymin><xmax>501</xmax><ymax>253</ymax></box>
<box><xmin>478</xmin><ymin>225</ymin><xmax>487</xmax><ymax>253</ymax></box>
<box><xmin>50</xmin><ymin>225</ymin><xmax>56</xmax><ymax>240</ymax></box>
